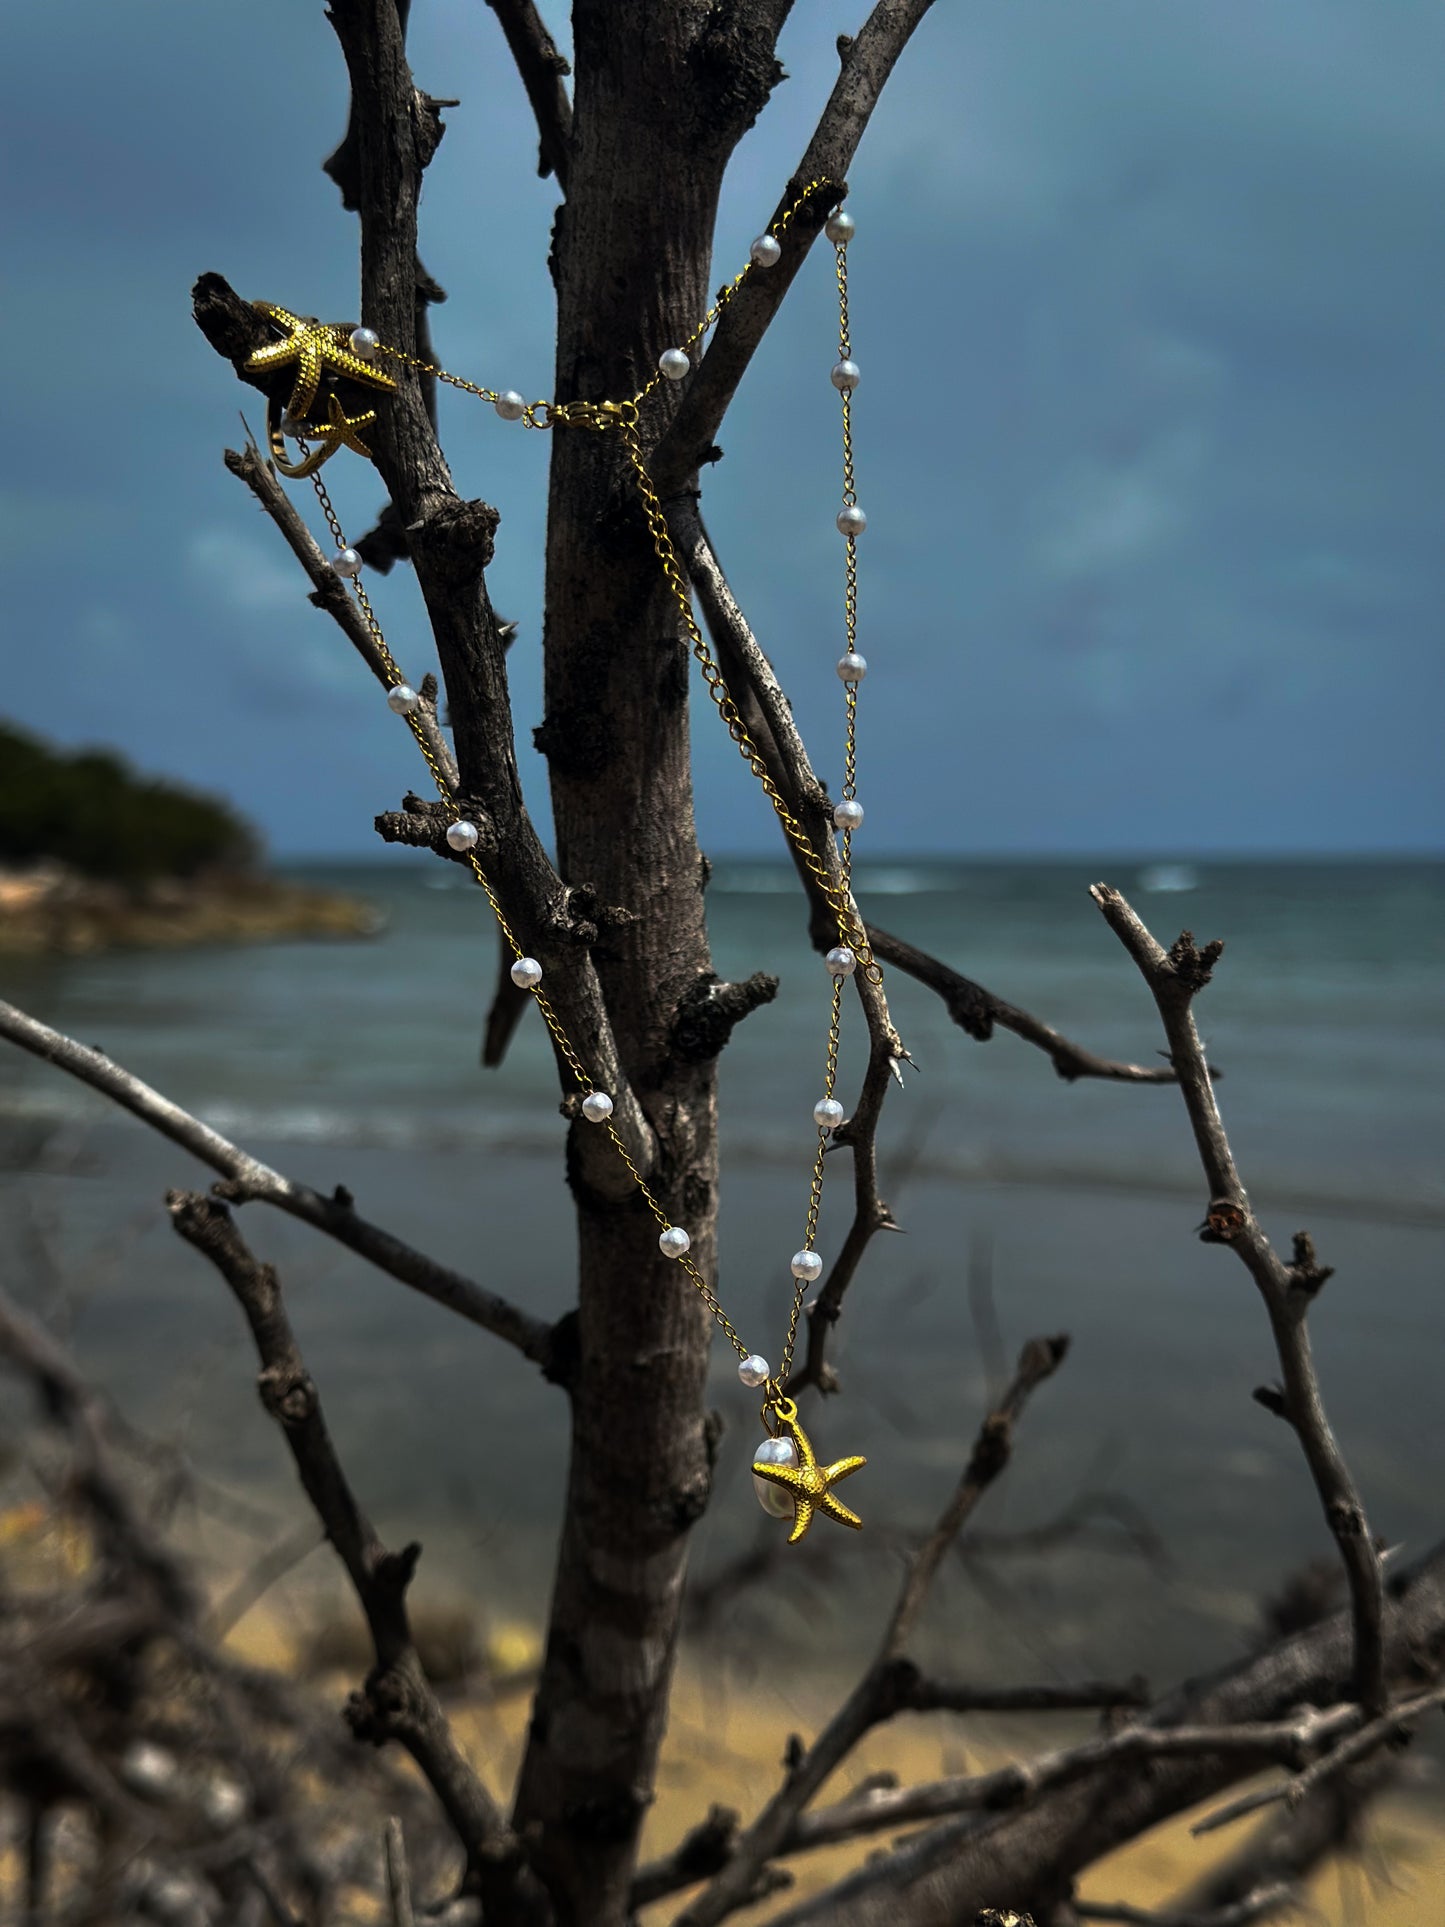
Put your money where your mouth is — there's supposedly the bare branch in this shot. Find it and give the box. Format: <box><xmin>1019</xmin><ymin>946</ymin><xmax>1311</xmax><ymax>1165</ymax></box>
<box><xmin>224</xmin><ymin>438</ymin><xmax>458</xmax><ymax>789</ymax></box>
<box><xmin>883</xmin><ymin>1337</ymin><xmax>1070</xmax><ymax>1656</ymax></box>
<box><xmin>650</xmin><ymin>0</ymin><xmax>940</xmax><ymax>496</ymax></box>
<box><xmin>1191</xmin><ymin>1681</ymin><xmax>1445</xmax><ymax>1836</ymax></box>
<box><xmin>0</xmin><ymin>1281</ymin><xmax>195</xmax><ymax>1622</ymax></box>
<box><xmin>1169</xmin><ymin>1752</ymin><xmax>1395</xmax><ymax>1916</ymax></box>
<box><xmin>0</xmin><ymin>998</ymin><xmax>558</xmax><ymax>1370</ymax></box>
<box><xmin>756</xmin><ymin>1542</ymin><xmax>1445</xmax><ymax>1927</ymax></box>
<box><xmin>1090</xmin><ymin>884</ymin><xmax>1385</xmax><ymax>1713</ymax></box>
<box><xmin>164</xmin><ymin>1190</ymin><xmax>550</xmax><ymax>1920</ymax></box>
<box><xmin>1075</xmin><ymin>1888</ymin><xmax>1297</xmax><ymax>1927</ymax></box>
<box><xmin>673</xmin><ymin>1338</ymin><xmax>1066</xmax><ymax>1926</ymax></box>
<box><xmin>868</xmin><ymin>921</ymin><xmax>1197</xmax><ymax>1084</ymax></box>
<box><xmin>484</xmin><ymin>0</ymin><xmax>573</xmax><ymax>188</ymax></box>
<box><xmin>385</xmin><ymin>1816</ymin><xmax>418</xmax><ymax>1927</ymax></box>
<box><xmin>681</xmin><ymin>504</ymin><xmax>1187</xmax><ymax>1085</ymax></box>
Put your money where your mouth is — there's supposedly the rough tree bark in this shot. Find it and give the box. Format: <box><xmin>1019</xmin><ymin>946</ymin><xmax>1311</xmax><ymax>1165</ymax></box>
<box><xmin>511</xmin><ymin>11</ymin><xmax>786</xmax><ymax>1912</ymax></box>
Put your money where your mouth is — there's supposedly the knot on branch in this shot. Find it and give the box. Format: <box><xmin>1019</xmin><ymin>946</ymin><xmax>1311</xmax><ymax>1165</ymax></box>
<box><xmin>1328</xmin><ymin>1499</ymin><xmax>1368</xmax><ymax>1540</ymax></box>
<box><xmin>875</xmin><ymin>1655</ymin><xmax>923</xmax><ymax>1718</ymax></box>
<box><xmin>667</xmin><ymin>1805</ymin><xmax>738</xmax><ymax>1885</ymax></box>
<box><xmin>1200</xmin><ymin>1197</ymin><xmax>1248</xmax><ymax>1243</ymax></box>
<box><xmin>413</xmin><ymin>90</ymin><xmax>451</xmax><ymax>171</ymax></box>
<box><xmin>669</xmin><ymin>972</ymin><xmax>779</xmax><ymax>1064</ymax></box>
<box><xmin>345</xmin><ymin>1661</ymin><xmax>422</xmax><ymax>1746</ymax></box>
<box><xmin>1287</xmin><ymin>1229</ymin><xmax>1335</xmax><ymax>1298</ymax></box>
<box><xmin>966</xmin><ymin>1414</ymin><xmax>1013</xmax><ymax>1486</ymax></box>
<box><xmin>192</xmin><ymin>272</ymin><xmax>269</xmax><ymax>367</ymax></box>
<box><xmin>946</xmin><ymin>979</ymin><xmax>997</xmax><ymax>1043</ymax></box>
<box><xmin>1254</xmin><ymin>1383</ymin><xmax>1292</xmax><ymax>1422</ymax></box>
<box><xmin>1017</xmin><ymin>1333</ymin><xmax>1071</xmax><ymax>1388</ymax></box>
<box><xmin>410</xmin><ymin>498</ymin><xmax>500</xmax><ymax>591</ymax></box>
<box><xmin>258</xmin><ymin>1366</ymin><xmax>317</xmax><ymax>1427</ymax></box>
<box><xmin>354</xmin><ymin>499</ymin><xmax>414</xmax><ymax>574</ymax></box>
<box><xmin>372</xmin><ymin>1540</ymin><xmax>422</xmax><ymax>1607</ymax></box>
<box><xmin>534</xmin><ymin>705</ymin><xmax>616</xmax><ymax>782</ymax></box>
<box><xmin>563</xmin><ymin>1784</ymin><xmax>652</xmax><ymax>1844</ymax></box>
<box><xmin>374</xmin><ymin>795</ymin><xmax>497</xmax><ymax>858</ymax></box>
<box><xmin>1166</xmin><ymin>928</ymin><xmax>1225</xmax><ymax>994</ymax></box>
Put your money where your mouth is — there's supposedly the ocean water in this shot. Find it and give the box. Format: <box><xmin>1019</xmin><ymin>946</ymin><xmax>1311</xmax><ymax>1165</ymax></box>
<box><xmin>1</xmin><ymin>856</ymin><xmax>1441</xmax><ymax>1694</ymax></box>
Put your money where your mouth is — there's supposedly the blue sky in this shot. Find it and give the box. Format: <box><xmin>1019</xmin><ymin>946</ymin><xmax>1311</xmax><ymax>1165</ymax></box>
<box><xmin>1</xmin><ymin>2</ymin><xmax>1440</xmax><ymax>856</ymax></box>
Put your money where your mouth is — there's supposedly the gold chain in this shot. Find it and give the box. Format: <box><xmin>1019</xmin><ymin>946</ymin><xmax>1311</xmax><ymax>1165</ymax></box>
<box><xmin>272</xmin><ymin>180</ymin><xmax>873</xmax><ymax>1413</ymax></box>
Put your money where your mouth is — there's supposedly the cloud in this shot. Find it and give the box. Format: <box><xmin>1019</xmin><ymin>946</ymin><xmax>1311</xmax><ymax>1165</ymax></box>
<box><xmin>187</xmin><ymin>530</ymin><xmax>304</xmax><ymax>612</ymax></box>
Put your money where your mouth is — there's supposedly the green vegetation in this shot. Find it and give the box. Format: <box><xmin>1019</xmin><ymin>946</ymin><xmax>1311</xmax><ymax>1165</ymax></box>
<box><xmin>0</xmin><ymin>722</ymin><xmax>259</xmax><ymax>883</ymax></box>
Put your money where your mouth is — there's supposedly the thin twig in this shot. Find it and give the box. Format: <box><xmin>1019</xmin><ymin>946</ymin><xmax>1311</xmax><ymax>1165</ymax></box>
<box><xmin>650</xmin><ymin>0</ymin><xmax>941</xmax><ymax>497</ymax></box>
<box><xmin>0</xmin><ymin>999</ymin><xmax>558</xmax><ymax>1369</ymax></box>
<box><xmin>483</xmin><ymin>0</ymin><xmax>573</xmax><ymax>188</ymax></box>
<box><xmin>1191</xmin><ymin>1682</ymin><xmax>1445</xmax><ymax>1837</ymax></box>
<box><xmin>224</xmin><ymin>438</ymin><xmax>458</xmax><ymax>789</ymax></box>
<box><xmin>670</xmin><ymin>1338</ymin><xmax>1067</xmax><ymax>1925</ymax></box>
<box><xmin>1075</xmin><ymin>1887</ymin><xmax>1297</xmax><ymax>1927</ymax></box>
<box><xmin>1090</xmin><ymin>885</ymin><xmax>1385</xmax><ymax>1713</ymax></box>
<box><xmin>164</xmin><ymin>1190</ymin><xmax>549</xmax><ymax>1919</ymax></box>
<box><xmin>384</xmin><ymin>1816</ymin><xmax>418</xmax><ymax>1927</ymax></box>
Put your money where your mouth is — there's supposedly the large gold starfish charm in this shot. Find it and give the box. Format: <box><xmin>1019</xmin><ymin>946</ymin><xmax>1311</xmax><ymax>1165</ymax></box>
<box><xmin>751</xmin><ymin>1397</ymin><xmax>866</xmax><ymax>1545</ymax></box>
<box><xmin>267</xmin><ymin>392</ymin><xmax>380</xmax><ymax>478</ymax></box>
<box><xmin>245</xmin><ymin>302</ymin><xmax>396</xmax><ymax>420</ymax></box>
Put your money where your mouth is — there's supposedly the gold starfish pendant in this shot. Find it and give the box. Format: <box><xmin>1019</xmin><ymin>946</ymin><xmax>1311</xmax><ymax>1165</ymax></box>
<box><xmin>751</xmin><ymin>1396</ymin><xmax>866</xmax><ymax>1545</ymax></box>
<box><xmin>267</xmin><ymin>392</ymin><xmax>380</xmax><ymax>478</ymax></box>
<box><xmin>246</xmin><ymin>302</ymin><xmax>397</xmax><ymax>420</ymax></box>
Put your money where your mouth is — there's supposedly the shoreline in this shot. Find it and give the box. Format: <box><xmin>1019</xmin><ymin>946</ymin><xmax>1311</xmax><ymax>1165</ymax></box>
<box><xmin>0</xmin><ymin>866</ymin><xmax>384</xmax><ymax>955</ymax></box>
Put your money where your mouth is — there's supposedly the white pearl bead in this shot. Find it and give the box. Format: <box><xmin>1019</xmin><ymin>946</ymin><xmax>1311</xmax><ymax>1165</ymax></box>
<box><xmin>350</xmin><ymin>326</ymin><xmax>379</xmax><ymax>359</ymax></box>
<box><xmin>510</xmin><ymin>956</ymin><xmax>543</xmax><ymax>990</ymax></box>
<box><xmin>790</xmin><ymin>1249</ymin><xmax>823</xmax><ymax>1282</ymax></box>
<box><xmin>659</xmin><ymin>348</ymin><xmax>691</xmax><ymax>381</ymax></box>
<box><xmin>825</xmin><ymin>208</ymin><xmax>855</xmax><ymax>245</ymax></box>
<box><xmin>753</xmin><ymin>1435</ymin><xmax>799</xmax><ymax>1518</ymax></box>
<box><xmin>738</xmin><ymin>1353</ymin><xmax>770</xmax><ymax>1388</ymax></box>
<box><xmin>826</xmin><ymin>946</ymin><xmax>857</xmax><ymax>977</ymax></box>
<box><xmin>813</xmin><ymin>1097</ymin><xmax>845</xmax><ymax>1131</ymax></box>
<box><xmin>445</xmin><ymin>820</ymin><xmax>479</xmax><ymax>852</ymax></box>
<box><xmin>836</xmin><ymin>651</ymin><xmax>867</xmax><ymax>683</ymax></box>
<box><xmin>659</xmin><ymin>1225</ymin><xmax>691</xmax><ymax>1259</ymax></box>
<box><xmin>833</xmin><ymin>799</ymin><xmax>864</xmax><ymax>832</ymax></box>
<box><xmin>750</xmin><ymin>234</ymin><xmax>782</xmax><ymax>269</ymax></box>
<box><xmin>831</xmin><ymin>360</ymin><xmax>861</xmax><ymax>392</ymax></box>
<box><xmin>836</xmin><ymin>505</ymin><xmax>867</xmax><ymax>537</ymax></box>
<box><xmin>331</xmin><ymin>548</ymin><xmax>363</xmax><ymax>577</ymax></box>
<box><xmin>495</xmin><ymin>391</ymin><xmax>526</xmax><ymax>421</ymax></box>
<box><xmin>581</xmin><ymin>1091</ymin><xmax>613</xmax><ymax>1124</ymax></box>
<box><xmin>386</xmin><ymin>683</ymin><xmax>420</xmax><ymax>715</ymax></box>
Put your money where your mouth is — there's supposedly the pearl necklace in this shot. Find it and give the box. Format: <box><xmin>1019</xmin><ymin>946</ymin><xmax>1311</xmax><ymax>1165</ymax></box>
<box><xmin>246</xmin><ymin>182</ymin><xmax>876</xmax><ymax>1542</ymax></box>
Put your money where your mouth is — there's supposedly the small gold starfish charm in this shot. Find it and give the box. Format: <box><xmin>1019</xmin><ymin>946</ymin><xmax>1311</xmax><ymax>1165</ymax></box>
<box><xmin>267</xmin><ymin>392</ymin><xmax>380</xmax><ymax>478</ymax></box>
<box><xmin>751</xmin><ymin>1396</ymin><xmax>866</xmax><ymax>1545</ymax></box>
<box><xmin>246</xmin><ymin>302</ymin><xmax>396</xmax><ymax>420</ymax></box>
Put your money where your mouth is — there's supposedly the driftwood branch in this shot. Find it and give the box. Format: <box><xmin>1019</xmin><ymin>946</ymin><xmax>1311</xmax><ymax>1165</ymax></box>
<box><xmin>1090</xmin><ymin>885</ymin><xmax>1385</xmax><ymax>1714</ymax></box>
<box><xmin>164</xmin><ymin>1190</ymin><xmax>549</xmax><ymax>1921</ymax></box>
<box><xmin>679</xmin><ymin>501</ymin><xmax>1176</xmax><ymax>1401</ymax></box>
<box><xmin>680</xmin><ymin>505</ymin><xmax>1186</xmax><ymax>1085</ymax></box>
<box><xmin>484</xmin><ymin>0</ymin><xmax>574</xmax><ymax>188</ymax></box>
<box><xmin>649</xmin><ymin>0</ymin><xmax>941</xmax><ymax>496</ymax></box>
<box><xmin>671</xmin><ymin>1337</ymin><xmax>1067</xmax><ymax>1925</ymax></box>
<box><xmin>1075</xmin><ymin>1891</ymin><xmax>1297</xmax><ymax>1927</ymax></box>
<box><xmin>752</xmin><ymin>1546</ymin><xmax>1445</xmax><ymax>1925</ymax></box>
<box><xmin>1190</xmin><ymin>1680</ymin><xmax>1445</xmax><ymax>1836</ymax></box>
<box><xmin>0</xmin><ymin>998</ymin><xmax>558</xmax><ymax>1370</ymax></box>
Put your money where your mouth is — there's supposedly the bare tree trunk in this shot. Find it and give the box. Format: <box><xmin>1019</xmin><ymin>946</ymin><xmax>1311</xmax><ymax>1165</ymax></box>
<box><xmin>509</xmin><ymin>11</ymin><xmax>786</xmax><ymax>1918</ymax></box>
